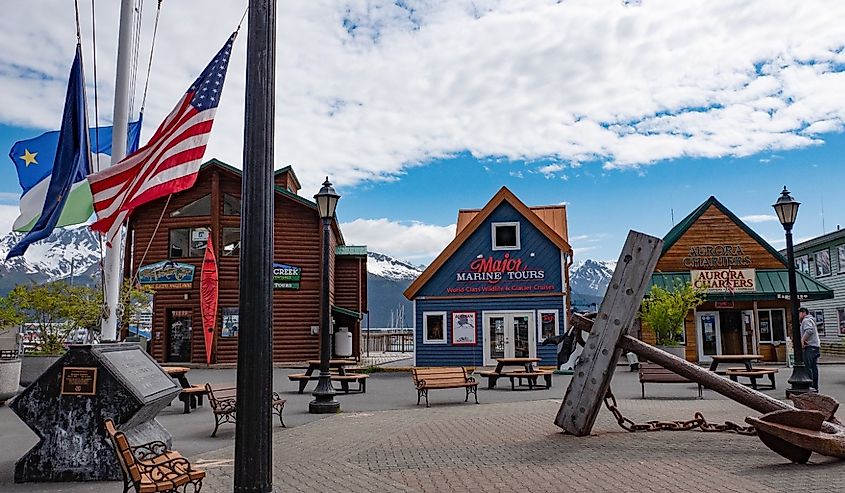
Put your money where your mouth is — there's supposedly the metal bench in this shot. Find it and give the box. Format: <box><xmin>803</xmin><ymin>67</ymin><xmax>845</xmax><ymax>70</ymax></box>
<box><xmin>412</xmin><ymin>367</ymin><xmax>478</xmax><ymax>407</ymax></box>
<box><xmin>638</xmin><ymin>362</ymin><xmax>703</xmax><ymax>398</ymax></box>
<box><xmin>103</xmin><ymin>418</ymin><xmax>204</xmax><ymax>493</ymax></box>
<box><xmin>204</xmin><ymin>384</ymin><xmax>286</xmax><ymax>437</ymax></box>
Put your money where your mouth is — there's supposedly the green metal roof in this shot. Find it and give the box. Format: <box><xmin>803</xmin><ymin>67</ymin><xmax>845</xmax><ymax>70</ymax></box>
<box><xmin>649</xmin><ymin>270</ymin><xmax>834</xmax><ymax>302</ymax></box>
<box><xmin>335</xmin><ymin>245</ymin><xmax>368</xmax><ymax>256</ymax></box>
<box><xmin>331</xmin><ymin>305</ymin><xmax>363</xmax><ymax>319</ymax></box>
<box><xmin>661</xmin><ymin>196</ymin><xmax>788</xmax><ymax>265</ymax></box>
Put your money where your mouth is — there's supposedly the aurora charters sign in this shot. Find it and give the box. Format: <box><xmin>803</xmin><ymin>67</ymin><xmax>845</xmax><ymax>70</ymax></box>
<box><xmin>691</xmin><ymin>269</ymin><xmax>756</xmax><ymax>294</ymax></box>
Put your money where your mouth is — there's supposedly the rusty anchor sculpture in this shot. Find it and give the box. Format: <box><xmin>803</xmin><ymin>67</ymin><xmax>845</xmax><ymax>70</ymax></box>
<box><xmin>556</xmin><ymin>230</ymin><xmax>845</xmax><ymax>464</ymax></box>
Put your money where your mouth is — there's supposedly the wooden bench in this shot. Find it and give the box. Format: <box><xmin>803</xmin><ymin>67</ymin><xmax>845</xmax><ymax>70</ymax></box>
<box><xmin>638</xmin><ymin>362</ymin><xmax>703</xmax><ymax>399</ymax></box>
<box><xmin>725</xmin><ymin>368</ymin><xmax>778</xmax><ymax>390</ymax></box>
<box><xmin>501</xmin><ymin>370</ymin><xmax>553</xmax><ymax>390</ymax></box>
<box><xmin>287</xmin><ymin>372</ymin><xmax>368</xmax><ymax>394</ymax></box>
<box><xmin>104</xmin><ymin>418</ymin><xmax>204</xmax><ymax>493</ymax></box>
<box><xmin>177</xmin><ymin>385</ymin><xmax>208</xmax><ymax>414</ymax></box>
<box><xmin>204</xmin><ymin>384</ymin><xmax>286</xmax><ymax>437</ymax></box>
<box><xmin>412</xmin><ymin>367</ymin><xmax>478</xmax><ymax>407</ymax></box>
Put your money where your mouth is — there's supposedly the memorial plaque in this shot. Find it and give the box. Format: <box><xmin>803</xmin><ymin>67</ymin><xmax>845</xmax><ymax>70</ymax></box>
<box><xmin>99</xmin><ymin>347</ymin><xmax>175</xmax><ymax>400</ymax></box>
<box><xmin>60</xmin><ymin>367</ymin><xmax>97</xmax><ymax>396</ymax></box>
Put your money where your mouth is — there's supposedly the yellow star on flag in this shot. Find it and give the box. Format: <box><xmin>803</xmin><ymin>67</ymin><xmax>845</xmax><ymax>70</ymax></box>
<box><xmin>20</xmin><ymin>149</ymin><xmax>38</xmax><ymax>166</ymax></box>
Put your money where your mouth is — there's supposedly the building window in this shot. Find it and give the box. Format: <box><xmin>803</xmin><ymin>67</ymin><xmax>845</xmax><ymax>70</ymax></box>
<box><xmin>169</xmin><ymin>194</ymin><xmax>211</xmax><ymax>217</ymax></box>
<box><xmin>222</xmin><ymin>227</ymin><xmax>240</xmax><ymax>256</ymax></box>
<box><xmin>422</xmin><ymin>312</ymin><xmax>447</xmax><ymax>344</ymax></box>
<box><xmin>169</xmin><ymin>227</ymin><xmax>209</xmax><ymax>257</ymax></box>
<box><xmin>492</xmin><ymin>222</ymin><xmax>520</xmax><ymax>251</ymax></box>
<box><xmin>223</xmin><ymin>194</ymin><xmax>241</xmax><ymax>216</ymax></box>
<box><xmin>758</xmin><ymin>309</ymin><xmax>786</xmax><ymax>343</ymax></box>
<box><xmin>795</xmin><ymin>255</ymin><xmax>810</xmax><ymax>275</ymax></box>
<box><xmin>812</xmin><ymin>310</ymin><xmax>826</xmax><ymax>336</ymax></box>
<box><xmin>839</xmin><ymin>308</ymin><xmax>845</xmax><ymax>336</ymax></box>
<box><xmin>838</xmin><ymin>245</ymin><xmax>845</xmax><ymax>274</ymax></box>
<box><xmin>814</xmin><ymin>249</ymin><xmax>831</xmax><ymax>277</ymax></box>
<box><xmin>538</xmin><ymin>310</ymin><xmax>558</xmax><ymax>341</ymax></box>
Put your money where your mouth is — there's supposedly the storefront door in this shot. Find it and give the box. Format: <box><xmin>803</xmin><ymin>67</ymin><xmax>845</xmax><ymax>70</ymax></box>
<box><xmin>719</xmin><ymin>311</ymin><xmax>743</xmax><ymax>355</ymax></box>
<box><xmin>741</xmin><ymin>310</ymin><xmax>756</xmax><ymax>355</ymax></box>
<box><xmin>696</xmin><ymin>311</ymin><xmax>721</xmax><ymax>362</ymax></box>
<box><xmin>167</xmin><ymin>309</ymin><xmax>192</xmax><ymax>363</ymax></box>
<box><xmin>483</xmin><ymin>312</ymin><xmax>535</xmax><ymax>366</ymax></box>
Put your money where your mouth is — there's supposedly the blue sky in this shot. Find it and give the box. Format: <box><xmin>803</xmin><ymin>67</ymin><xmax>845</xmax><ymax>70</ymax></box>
<box><xmin>2</xmin><ymin>1</ymin><xmax>845</xmax><ymax>265</ymax></box>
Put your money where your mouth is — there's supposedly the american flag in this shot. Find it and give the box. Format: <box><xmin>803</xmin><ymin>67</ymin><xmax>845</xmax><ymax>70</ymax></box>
<box><xmin>88</xmin><ymin>33</ymin><xmax>236</xmax><ymax>242</ymax></box>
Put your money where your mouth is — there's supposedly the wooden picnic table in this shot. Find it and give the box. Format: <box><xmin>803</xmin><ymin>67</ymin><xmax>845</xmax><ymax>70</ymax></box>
<box><xmin>163</xmin><ymin>366</ymin><xmax>192</xmax><ymax>388</ymax></box>
<box><xmin>305</xmin><ymin>359</ymin><xmax>358</xmax><ymax>376</ymax></box>
<box><xmin>288</xmin><ymin>359</ymin><xmax>367</xmax><ymax>394</ymax></box>
<box><xmin>163</xmin><ymin>366</ymin><xmax>205</xmax><ymax>414</ymax></box>
<box><xmin>494</xmin><ymin>357</ymin><xmax>541</xmax><ymax>374</ymax></box>
<box><xmin>708</xmin><ymin>354</ymin><xmax>762</xmax><ymax>373</ymax></box>
<box><xmin>479</xmin><ymin>357</ymin><xmax>550</xmax><ymax>390</ymax></box>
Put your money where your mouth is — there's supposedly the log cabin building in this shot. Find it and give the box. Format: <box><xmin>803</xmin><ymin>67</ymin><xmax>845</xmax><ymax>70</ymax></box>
<box><xmin>641</xmin><ymin>196</ymin><xmax>833</xmax><ymax>363</ymax></box>
<box><xmin>123</xmin><ymin>159</ymin><xmax>367</xmax><ymax>364</ymax></box>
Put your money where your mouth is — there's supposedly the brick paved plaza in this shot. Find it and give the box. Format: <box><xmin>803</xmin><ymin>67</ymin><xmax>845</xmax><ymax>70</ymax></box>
<box><xmin>2</xmin><ymin>364</ymin><xmax>844</xmax><ymax>492</ymax></box>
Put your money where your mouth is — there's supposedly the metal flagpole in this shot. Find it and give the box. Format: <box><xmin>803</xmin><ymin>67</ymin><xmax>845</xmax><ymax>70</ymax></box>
<box><xmin>234</xmin><ymin>0</ymin><xmax>275</xmax><ymax>490</ymax></box>
<box><xmin>101</xmin><ymin>0</ymin><xmax>135</xmax><ymax>342</ymax></box>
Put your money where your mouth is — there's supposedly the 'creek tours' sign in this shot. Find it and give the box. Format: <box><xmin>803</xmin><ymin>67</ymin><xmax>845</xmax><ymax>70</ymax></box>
<box><xmin>448</xmin><ymin>253</ymin><xmax>554</xmax><ymax>295</ymax></box>
<box><xmin>691</xmin><ymin>269</ymin><xmax>756</xmax><ymax>294</ymax></box>
<box><xmin>273</xmin><ymin>263</ymin><xmax>301</xmax><ymax>289</ymax></box>
<box><xmin>138</xmin><ymin>261</ymin><xmax>196</xmax><ymax>289</ymax></box>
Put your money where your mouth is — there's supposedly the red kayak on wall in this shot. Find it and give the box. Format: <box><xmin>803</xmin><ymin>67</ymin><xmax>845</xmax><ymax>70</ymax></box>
<box><xmin>200</xmin><ymin>236</ymin><xmax>219</xmax><ymax>365</ymax></box>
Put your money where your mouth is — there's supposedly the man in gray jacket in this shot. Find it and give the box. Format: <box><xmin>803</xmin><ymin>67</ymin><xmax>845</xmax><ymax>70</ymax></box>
<box><xmin>798</xmin><ymin>307</ymin><xmax>821</xmax><ymax>391</ymax></box>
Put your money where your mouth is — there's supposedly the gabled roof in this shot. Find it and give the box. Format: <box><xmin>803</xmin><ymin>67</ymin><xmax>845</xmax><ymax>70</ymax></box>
<box><xmin>662</xmin><ymin>196</ymin><xmax>787</xmax><ymax>265</ymax></box>
<box><xmin>198</xmin><ymin>158</ymin><xmax>345</xmax><ymax>245</ymax></box>
<box><xmin>273</xmin><ymin>165</ymin><xmax>302</xmax><ymax>190</ymax></box>
<box><xmin>457</xmin><ymin>204</ymin><xmax>568</xmax><ymax>242</ymax></box>
<box><xmin>404</xmin><ymin>186</ymin><xmax>573</xmax><ymax>299</ymax></box>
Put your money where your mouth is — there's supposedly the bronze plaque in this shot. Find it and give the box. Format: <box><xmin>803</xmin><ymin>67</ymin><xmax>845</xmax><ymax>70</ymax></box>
<box><xmin>61</xmin><ymin>367</ymin><xmax>98</xmax><ymax>396</ymax></box>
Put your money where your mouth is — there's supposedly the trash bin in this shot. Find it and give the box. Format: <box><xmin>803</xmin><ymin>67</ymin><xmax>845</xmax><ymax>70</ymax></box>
<box><xmin>334</xmin><ymin>327</ymin><xmax>352</xmax><ymax>357</ymax></box>
<box><xmin>773</xmin><ymin>342</ymin><xmax>786</xmax><ymax>363</ymax></box>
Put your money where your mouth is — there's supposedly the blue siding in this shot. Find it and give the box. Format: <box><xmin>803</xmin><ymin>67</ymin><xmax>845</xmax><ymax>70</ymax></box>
<box><xmin>416</xmin><ymin>202</ymin><xmax>563</xmax><ymax>297</ymax></box>
<box><xmin>416</xmin><ymin>297</ymin><xmax>563</xmax><ymax>367</ymax></box>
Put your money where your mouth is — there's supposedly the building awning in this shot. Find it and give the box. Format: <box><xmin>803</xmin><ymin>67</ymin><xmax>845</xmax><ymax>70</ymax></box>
<box><xmin>331</xmin><ymin>305</ymin><xmax>364</xmax><ymax>320</ymax></box>
<box><xmin>649</xmin><ymin>270</ymin><xmax>834</xmax><ymax>302</ymax></box>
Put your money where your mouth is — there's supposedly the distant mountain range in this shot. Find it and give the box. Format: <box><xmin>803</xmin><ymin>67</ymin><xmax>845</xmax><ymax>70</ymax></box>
<box><xmin>0</xmin><ymin>227</ymin><xmax>613</xmax><ymax>324</ymax></box>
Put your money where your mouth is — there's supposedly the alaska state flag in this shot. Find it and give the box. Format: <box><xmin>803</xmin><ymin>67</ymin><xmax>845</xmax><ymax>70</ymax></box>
<box><xmin>7</xmin><ymin>45</ymin><xmax>92</xmax><ymax>259</ymax></box>
<box><xmin>9</xmin><ymin>116</ymin><xmax>141</xmax><ymax>233</ymax></box>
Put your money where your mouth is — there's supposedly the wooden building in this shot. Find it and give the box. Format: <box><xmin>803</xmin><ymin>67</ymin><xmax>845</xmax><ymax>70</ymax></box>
<box><xmin>404</xmin><ymin>187</ymin><xmax>573</xmax><ymax>367</ymax></box>
<box><xmin>641</xmin><ymin>196</ymin><xmax>832</xmax><ymax>363</ymax></box>
<box><xmin>123</xmin><ymin>159</ymin><xmax>367</xmax><ymax>364</ymax></box>
<box><xmin>790</xmin><ymin>228</ymin><xmax>845</xmax><ymax>358</ymax></box>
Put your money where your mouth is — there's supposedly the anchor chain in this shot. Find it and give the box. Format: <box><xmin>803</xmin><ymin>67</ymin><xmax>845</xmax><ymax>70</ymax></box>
<box><xmin>603</xmin><ymin>389</ymin><xmax>757</xmax><ymax>435</ymax></box>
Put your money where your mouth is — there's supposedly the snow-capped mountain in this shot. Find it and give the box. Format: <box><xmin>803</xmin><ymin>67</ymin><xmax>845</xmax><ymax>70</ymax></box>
<box><xmin>0</xmin><ymin>226</ymin><xmax>102</xmax><ymax>292</ymax></box>
<box><xmin>569</xmin><ymin>259</ymin><xmax>616</xmax><ymax>308</ymax></box>
<box><xmin>366</xmin><ymin>251</ymin><xmax>424</xmax><ymax>281</ymax></box>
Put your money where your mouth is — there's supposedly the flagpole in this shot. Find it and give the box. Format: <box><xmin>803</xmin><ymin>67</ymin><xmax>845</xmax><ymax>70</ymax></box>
<box><xmin>101</xmin><ymin>0</ymin><xmax>135</xmax><ymax>342</ymax></box>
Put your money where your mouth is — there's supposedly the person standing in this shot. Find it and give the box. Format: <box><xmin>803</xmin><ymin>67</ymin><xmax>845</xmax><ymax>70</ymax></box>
<box><xmin>798</xmin><ymin>307</ymin><xmax>821</xmax><ymax>391</ymax></box>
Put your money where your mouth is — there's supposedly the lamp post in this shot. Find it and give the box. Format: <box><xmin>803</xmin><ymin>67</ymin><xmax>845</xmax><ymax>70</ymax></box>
<box><xmin>772</xmin><ymin>186</ymin><xmax>812</xmax><ymax>397</ymax></box>
<box><xmin>310</xmin><ymin>178</ymin><xmax>341</xmax><ymax>414</ymax></box>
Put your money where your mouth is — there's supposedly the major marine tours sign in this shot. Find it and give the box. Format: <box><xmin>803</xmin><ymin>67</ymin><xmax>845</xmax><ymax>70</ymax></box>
<box><xmin>273</xmin><ymin>263</ymin><xmax>301</xmax><ymax>290</ymax></box>
<box><xmin>447</xmin><ymin>253</ymin><xmax>554</xmax><ymax>295</ymax></box>
<box><xmin>682</xmin><ymin>244</ymin><xmax>752</xmax><ymax>268</ymax></box>
<box><xmin>691</xmin><ymin>269</ymin><xmax>756</xmax><ymax>294</ymax></box>
<box><xmin>138</xmin><ymin>261</ymin><xmax>196</xmax><ymax>289</ymax></box>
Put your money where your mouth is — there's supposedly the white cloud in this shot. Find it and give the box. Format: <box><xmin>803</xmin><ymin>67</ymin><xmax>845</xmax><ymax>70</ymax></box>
<box><xmin>0</xmin><ymin>205</ymin><xmax>19</xmax><ymax>234</ymax></box>
<box><xmin>740</xmin><ymin>214</ymin><xmax>779</xmax><ymax>223</ymax></box>
<box><xmin>341</xmin><ymin>218</ymin><xmax>455</xmax><ymax>263</ymax></box>
<box><xmin>2</xmin><ymin>1</ymin><xmax>845</xmax><ymax>190</ymax></box>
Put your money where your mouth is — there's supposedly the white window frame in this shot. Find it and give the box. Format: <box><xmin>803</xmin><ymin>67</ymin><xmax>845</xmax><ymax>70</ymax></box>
<box><xmin>814</xmin><ymin>249</ymin><xmax>832</xmax><ymax>277</ymax></box>
<box><xmin>812</xmin><ymin>309</ymin><xmax>826</xmax><ymax>337</ymax></box>
<box><xmin>837</xmin><ymin>245</ymin><xmax>845</xmax><ymax>275</ymax></box>
<box><xmin>757</xmin><ymin>308</ymin><xmax>787</xmax><ymax>343</ymax></box>
<box><xmin>422</xmin><ymin>311</ymin><xmax>447</xmax><ymax>344</ymax></box>
<box><xmin>795</xmin><ymin>254</ymin><xmax>810</xmax><ymax>275</ymax></box>
<box><xmin>537</xmin><ymin>309</ymin><xmax>559</xmax><ymax>342</ymax></box>
<box><xmin>491</xmin><ymin>222</ymin><xmax>521</xmax><ymax>251</ymax></box>
<box><xmin>838</xmin><ymin>308</ymin><xmax>845</xmax><ymax>337</ymax></box>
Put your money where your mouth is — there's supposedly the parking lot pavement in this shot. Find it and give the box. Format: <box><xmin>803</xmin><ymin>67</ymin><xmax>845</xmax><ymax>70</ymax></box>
<box><xmin>1</xmin><ymin>364</ymin><xmax>844</xmax><ymax>492</ymax></box>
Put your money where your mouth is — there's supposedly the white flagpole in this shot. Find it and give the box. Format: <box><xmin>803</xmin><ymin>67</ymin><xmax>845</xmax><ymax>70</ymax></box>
<box><xmin>101</xmin><ymin>0</ymin><xmax>135</xmax><ymax>341</ymax></box>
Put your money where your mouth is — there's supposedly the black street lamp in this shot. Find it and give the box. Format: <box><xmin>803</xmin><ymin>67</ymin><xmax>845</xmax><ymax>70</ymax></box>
<box><xmin>772</xmin><ymin>186</ymin><xmax>813</xmax><ymax>397</ymax></box>
<box><xmin>310</xmin><ymin>177</ymin><xmax>341</xmax><ymax>414</ymax></box>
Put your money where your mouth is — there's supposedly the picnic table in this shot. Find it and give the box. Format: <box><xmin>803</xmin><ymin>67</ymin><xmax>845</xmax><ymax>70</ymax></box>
<box><xmin>288</xmin><ymin>359</ymin><xmax>367</xmax><ymax>394</ymax></box>
<box><xmin>478</xmin><ymin>357</ymin><xmax>552</xmax><ymax>390</ymax></box>
<box><xmin>707</xmin><ymin>354</ymin><xmax>762</xmax><ymax>373</ymax></box>
<box><xmin>163</xmin><ymin>366</ymin><xmax>206</xmax><ymax>414</ymax></box>
<box><xmin>163</xmin><ymin>366</ymin><xmax>192</xmax><ymax>388</ymax></box>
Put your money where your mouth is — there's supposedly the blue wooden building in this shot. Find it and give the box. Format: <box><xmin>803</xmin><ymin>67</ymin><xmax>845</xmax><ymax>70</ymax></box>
<box><xmin>404</xmin><ymin>187</ymin><xmax>573</xmax><ymax>367</ymax></box>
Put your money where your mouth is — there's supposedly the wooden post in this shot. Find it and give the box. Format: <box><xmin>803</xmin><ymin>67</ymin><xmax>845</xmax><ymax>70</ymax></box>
<box><xmin>555</xmin><ymin>231</ymin><xmax>663</xmax><ymax>435</ymax></box>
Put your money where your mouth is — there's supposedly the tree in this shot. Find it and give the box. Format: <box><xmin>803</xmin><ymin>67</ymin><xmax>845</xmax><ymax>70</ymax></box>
<box><xmin>118</xmin><ymin>280</ymin><xmax>153</xmax><ymax>335</ymax></box>
<box><xmin>639</xmin><ymin>282</ymin><xmax>704</xmax><ymax>347</ymax></box>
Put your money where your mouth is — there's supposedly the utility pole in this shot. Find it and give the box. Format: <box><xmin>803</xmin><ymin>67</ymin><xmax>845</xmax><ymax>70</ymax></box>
<box><xmin>234</xmin><ymin>0</ymin><xmax>276</xmax><ymax>491</ymax></box>
<box><xmin>101</xmin><ymin>0</ymin><xmax>135</xmax><ymax>342</ymax></box>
